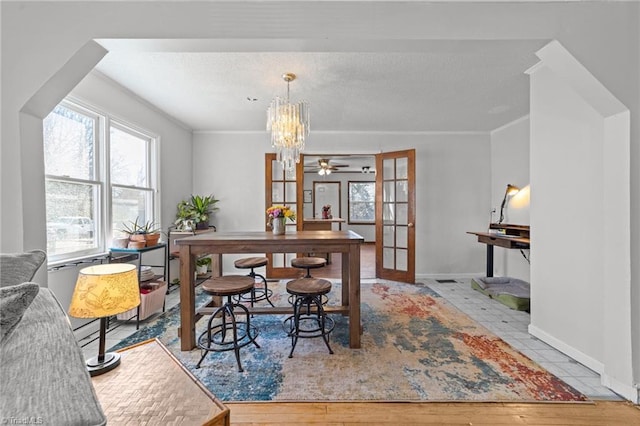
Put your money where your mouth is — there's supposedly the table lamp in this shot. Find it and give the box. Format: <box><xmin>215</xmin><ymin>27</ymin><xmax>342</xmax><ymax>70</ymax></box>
<box><xmin>69</xmin><ymin>263</ymin><xmax>140</xmax><ymax>376</ymax></box>
<box><xmin>498</xmin><ymin>184</ymin><xmax>520</xmax><ymax>224</ymax></box>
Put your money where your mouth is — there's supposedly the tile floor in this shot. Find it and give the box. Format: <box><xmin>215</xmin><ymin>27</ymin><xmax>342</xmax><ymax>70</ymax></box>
<box><xmin>80</xmin><ymin>278</ymin><xmax>623</xmax><ymax>401</ymax></box>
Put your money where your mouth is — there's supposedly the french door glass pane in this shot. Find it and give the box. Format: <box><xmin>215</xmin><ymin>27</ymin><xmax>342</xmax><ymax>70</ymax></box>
<box><xmin>383</xmin><ymin>203</ymin><xmax>395</xmax><ymax>223</ymax></box>
<box><xmin>396</xmin><ymin>248</ymin><xmax>408</xmax><ymax>271</ymax></box>
<box><xmin>45</xmin><ymin>181</ymin><xmax>98</xmax><ymax>256</ymax></box>
<box><xmin>396</xmin><ymin>226</ymin><xmax>408</xmax><ymax>248</ymax></box>
<box><xmin>43</xmin><ymin>105</ymin><xmax>95</xmax><ymax>180</ymax></box>
<box><xmin>396</xmin><ymin>157</ymin><xmax>408</xmax><ymax>179</ymax></box>
<box><xmin>383</xmin><ymin>158</ymin><xmax>394</xmax><ymax>178</ymax></box>
<box><xmin>383</xmin><ymin>181</ymin><xmax>395</xmax><ymax>202</ymax></box>
<box><xmin>272</xmin><ymin>182</ymin><xmax>283</xmax><ymax>203</ymax></box>
<box><xmin>285</xmin><ymin>182</ymin><xmax>296</xmax><ymax>202</ymax></box>
<box><xmin>383</xmin><ymin>225</ymin><xmax>394</xmax><ymax>246</ymax></box>
<box><xmin>383</xmin><ymin>247</ymin><xmax>394</xmax><ymax>269</ymax></box>
<box><xmin>396</xmin><ymin>180</ymin><xmax>408</xmax><ymax>202</ymax></box>
<box><xmin>110</xmin><ymin>126</ymin><xmax>148</xmax><ymax>187</ymax></box>
<box><xmin>396</xmin><ymin>203</ymin><xmax>408</xmax><ymax>225</ymax></box>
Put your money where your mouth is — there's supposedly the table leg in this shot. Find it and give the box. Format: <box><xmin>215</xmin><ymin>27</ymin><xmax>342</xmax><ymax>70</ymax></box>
<box><xmin>486</xmin><ymin>244</ymin><xmax>494</xmax><ymax>277</ymax></box>
<box><xmin>341</xmin><ymin>251</ymin><xmax>349</xmax><ymax>309</ymax></box>
<box><xmin>348</xmin><ymin>244</ymin><xmax>361</xmax><ymax>348</ymax></box>
<box><xmin>179</xmin><ymin>245</ymin><xmax>196</xmax><ymax>351</ymax></box>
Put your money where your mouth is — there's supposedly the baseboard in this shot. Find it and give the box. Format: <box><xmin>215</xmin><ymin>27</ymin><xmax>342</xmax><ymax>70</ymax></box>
<box><xmin>600</xmin><ymin>373</ymin><xmax>639</xmax><ymax>403</ymax></box>
<box><xmin>528</xmin><ymin>324</ymin><xmax>604</xmax><ymax>373</ymax></box>
<box><xmin>417</xmin><ymin>273</ymin><xmax>479</xmax><ymax>281</ymax></box>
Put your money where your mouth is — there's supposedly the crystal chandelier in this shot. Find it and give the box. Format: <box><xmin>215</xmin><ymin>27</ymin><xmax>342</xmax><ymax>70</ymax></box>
<box><xmin>267</xmin><ymin>73</ymin><xmax>310</xmax><ymax>171</ymax></box>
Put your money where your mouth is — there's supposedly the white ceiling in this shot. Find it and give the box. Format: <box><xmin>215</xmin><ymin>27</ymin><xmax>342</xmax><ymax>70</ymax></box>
<box><xmin>94</xmin><ymin>39</ymin><xmax>547</xmax><ymax>133</ymax></box>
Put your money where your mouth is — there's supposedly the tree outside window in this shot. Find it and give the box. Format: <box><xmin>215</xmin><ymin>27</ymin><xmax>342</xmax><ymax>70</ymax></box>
<box><xmin>348</xmin><ymin>181</ymin><xmax>375</xmax><ymax>224</ymax></box>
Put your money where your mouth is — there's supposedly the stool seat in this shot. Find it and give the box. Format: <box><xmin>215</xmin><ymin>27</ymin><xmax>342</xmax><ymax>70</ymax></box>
<box><xmin>291</xmin><ymin>257</ymin><xmax>326</xmax><ymax>269</ymax></box>
<box><xmin>234</xmin><ymin>256</ymin><xmax>268</xmax><ymax>269</ymax></box>
<box><xmin>202</xmin><ymin>275</ymin><xmax>255</xmax><ymax>297</ymax></box>
<box><xmin>291</xmin><ymin>257</ymin><xmax>327</xmax><ymax>278</ymax></box>
<box><xmin>286</xmin><ymin>278</ymin><xmax>332</xmax><ymax>296</ymax></box>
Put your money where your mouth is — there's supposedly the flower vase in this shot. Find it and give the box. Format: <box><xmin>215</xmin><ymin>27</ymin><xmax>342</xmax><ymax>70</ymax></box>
<box><xmin>272</xmin><ymin>217</ymin><xmax>286</xmax><ymax>235</ymax></box>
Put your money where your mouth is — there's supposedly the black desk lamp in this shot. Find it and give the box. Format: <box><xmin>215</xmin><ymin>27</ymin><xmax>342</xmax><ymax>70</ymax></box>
<box><xmin>498</xmin><ymin>184</ymin><xmax>520</xmax><ymax>224</ymax></box>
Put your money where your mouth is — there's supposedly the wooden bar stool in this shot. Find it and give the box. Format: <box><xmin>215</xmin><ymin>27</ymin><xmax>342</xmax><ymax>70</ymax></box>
<box><xmin>283</xmin><ymin>277</ymin><xmax>335</xmax><ymax>358</ymax></box>
<box><xmin>233</xmin><ymin>256</ymin><xmax>274</xmax><ymax>307</ymax></box>
<box><xmin>291</xmin><ymin>257</ymin><xmax>326</xmax><ymax>278</ymax></box>
<box><xmin>196</xmin><ymin>275</ymin><xmax>260</xmax><ymax>372</ymax></box>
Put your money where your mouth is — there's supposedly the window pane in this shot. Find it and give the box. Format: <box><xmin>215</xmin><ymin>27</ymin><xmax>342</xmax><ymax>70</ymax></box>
<box><xmin>110</xmin><ymin>126</ymin><xmax>148</xmax><ymax>187</ymax></box>
<box><xmin>43</xmin><ymin>105</ymin><xmax>95</xmax><ymax>180</ymax></box>
<box><xmin>45</xmin><ymin>180</ymin><xmax>98</xmax><ymax>256</ymax></box>
<box><xmin>348</xmin><ymin>182</ymin><xmax>375</xmax><ymax>223</ymax></box>
<box><xmin>112</xmin><ymin>186</ymin><xmax>153</xmax><ymax>235</ymax></box>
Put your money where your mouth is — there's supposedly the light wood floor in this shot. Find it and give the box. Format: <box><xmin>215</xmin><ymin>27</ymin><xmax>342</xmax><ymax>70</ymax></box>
<box><xmin>320</xmin><ymin>242</ymin><xmax>376</xmax><ymax>279</ymax></box>
<box><xmin>225</xmin><ymin>401</ymin><xmax>640</xmax><ymax>425</ymax></box>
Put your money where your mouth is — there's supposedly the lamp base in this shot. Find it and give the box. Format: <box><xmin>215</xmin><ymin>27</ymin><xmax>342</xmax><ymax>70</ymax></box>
<box><xmin>86</xmin><ymin>352</ymin><xmax>121</xmax><ymax>377</ymax></box>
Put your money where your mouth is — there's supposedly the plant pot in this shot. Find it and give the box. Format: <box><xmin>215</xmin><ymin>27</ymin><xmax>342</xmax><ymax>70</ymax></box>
<box><xmin>130</xmin><ymin>234</ymin><xmax>146</xmax><ymax>243</ymax></box>
<box><xmin>111</xmin><ymin>237</ymin><xmax>129</xmax><ymax>249</ymax></box>
<box><xmin>196</xmin><ymin>264</ymin><xmax>208</xmax><ymax>275</ymax></box>
<box><xmin>127</xmin><ymin>240</ymin><xmax>146</xmax><ymax>249</ymax></box>
<box><xmin>145</xmin><ymin>233</ymin><xmax>161</xmax><ymax>247</ymax></box>
<box><xmin>196</xmin><ymin>219</ymin><xmax>209</xmax><ymax>230</ymax></box>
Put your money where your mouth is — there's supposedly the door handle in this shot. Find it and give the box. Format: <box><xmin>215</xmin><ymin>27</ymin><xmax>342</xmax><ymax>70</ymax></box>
<box><xmin>408</xmin><ymin>223</ymin><xmax>414</xmax><ymax>227</ymax></box>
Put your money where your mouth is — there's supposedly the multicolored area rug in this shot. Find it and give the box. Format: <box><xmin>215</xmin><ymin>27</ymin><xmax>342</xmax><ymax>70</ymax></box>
<box><xmin>111</xmin><ymin>281</ymin><xmax>588</xmax><ymax>403</ymax></box>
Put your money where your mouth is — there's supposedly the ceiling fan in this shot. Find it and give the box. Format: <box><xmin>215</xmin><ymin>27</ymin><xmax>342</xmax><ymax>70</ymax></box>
<box><xmin>311</xmin><ymin>158</ymin><xmax>349</xmax><ymax>175</ymax></box>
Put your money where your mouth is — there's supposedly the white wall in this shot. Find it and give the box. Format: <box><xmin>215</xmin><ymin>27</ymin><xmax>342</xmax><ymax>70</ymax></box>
<box><xmin>193</xmin><ymin>131</ymin><xmax>491</xmax><ymax>278</ymax></box>
<box><xmin>490</xmin><ymin>116</ymin><xmax>530</xmax><ymax>281</ymax></box>
<box><xmin>528</xmin><ymin>46</ymin><xmax>633</xmax><ymax>400</ymax></box>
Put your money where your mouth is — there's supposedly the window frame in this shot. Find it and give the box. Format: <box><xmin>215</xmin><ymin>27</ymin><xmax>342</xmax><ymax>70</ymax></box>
<box><xmin>347</xmin><ymin>180</ymin><xmax>376</xmax><ymax>225</ymax></box>
<box><xmin>44</xmin><ymin>98</ymin><xmax>160</xmax><ymax>266</ymax></box>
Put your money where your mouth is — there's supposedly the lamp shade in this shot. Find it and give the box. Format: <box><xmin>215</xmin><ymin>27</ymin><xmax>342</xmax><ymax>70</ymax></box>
<box><xmin>69</xmin><ymin>264</ymin><xmax>140</xmax><ymax>319</ymax></box>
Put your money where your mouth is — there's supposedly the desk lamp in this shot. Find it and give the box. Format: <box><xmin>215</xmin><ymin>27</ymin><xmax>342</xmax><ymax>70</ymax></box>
<box><xmin>69</xmin><ymin>263</ymin><xmax>140</xmax><ymax>376</ymax></box>
<box><xmin>498</xmin><ymin>184</ymin><xmax>520</xmax><ymax>224</ymax></box>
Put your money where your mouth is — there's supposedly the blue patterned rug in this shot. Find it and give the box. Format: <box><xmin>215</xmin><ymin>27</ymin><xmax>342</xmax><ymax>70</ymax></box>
<box><xmin>110</xmin><ymin>281</ymin><xmax>588</xmax><ymax>402</ymax></box>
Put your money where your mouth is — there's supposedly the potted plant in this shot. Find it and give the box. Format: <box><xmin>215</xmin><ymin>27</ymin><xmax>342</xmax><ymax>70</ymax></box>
<box><xmin>196</xmin><ymin>256</ymin><xmax>211</xmax><ymax>276</ymax></box>
<box><xmin>175</xmin><ymin>194</ymin><xmax>219</xmax><ymax>230</ymax></box>
<box><xmin>120</xmin><ymin>217</ymin><xmax>162</xmax><ymax>248</ymax></box>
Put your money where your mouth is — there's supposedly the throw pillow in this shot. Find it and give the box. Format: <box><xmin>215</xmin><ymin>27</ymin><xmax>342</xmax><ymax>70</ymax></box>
<box><xmin>0</xmin><ymin>250</ymin><xmax>46</xmax><ymax>288</ymax></box>
<box><xmin>0</xmin><ymin>282</ymin><xmax>40</xmax><ymax>342</ymax></box>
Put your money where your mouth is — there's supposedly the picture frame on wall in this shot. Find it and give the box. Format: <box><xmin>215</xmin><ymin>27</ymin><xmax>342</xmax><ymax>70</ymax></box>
<box><xmin>304</xmin><ymin>190</ymin><xmax>312</xmax><ymax>203</ymax></box>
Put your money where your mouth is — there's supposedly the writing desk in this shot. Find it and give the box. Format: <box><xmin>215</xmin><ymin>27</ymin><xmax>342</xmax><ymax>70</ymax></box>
<box><xmin>176</xmin><ymin>230</ymin><xmax>364</xmax><ymax>351</ymax></box>
<box><xmin>467</xmin><ymin>224</ymin><xmax>530</xmax><ymax>277</ymax></box>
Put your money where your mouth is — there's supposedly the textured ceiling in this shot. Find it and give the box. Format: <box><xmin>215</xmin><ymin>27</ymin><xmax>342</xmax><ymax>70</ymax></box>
<box><xmin>95</xmin><ymin>39</ymin><xmax>546</xmax><ymax>133</ymax></box>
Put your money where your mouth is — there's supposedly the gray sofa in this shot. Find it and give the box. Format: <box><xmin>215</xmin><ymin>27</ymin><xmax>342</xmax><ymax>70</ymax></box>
<box><xmin>0</xmin><ymin>250</ymin><xmax>106</xmax><ymax>425</ymax></box>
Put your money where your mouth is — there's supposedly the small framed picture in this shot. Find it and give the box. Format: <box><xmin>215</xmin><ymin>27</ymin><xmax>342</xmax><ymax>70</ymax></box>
<box><xmin>303</xmin><ymin>190</ymin><xmax>312</xmax><ymax>203</ymax></box>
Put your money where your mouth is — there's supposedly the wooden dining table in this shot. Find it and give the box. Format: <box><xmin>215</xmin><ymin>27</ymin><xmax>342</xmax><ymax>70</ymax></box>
<box><xmin>176</xmin><ymin>230</ymin><xmax>365</xmax><ymax>351</ymax></box>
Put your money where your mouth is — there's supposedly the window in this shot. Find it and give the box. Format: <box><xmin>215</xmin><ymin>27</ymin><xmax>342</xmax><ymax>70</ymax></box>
<box><xmin>44</xmin><ymin>100</ymin><xmax>158</xmax><ymax>263</ymax></box>
<box><xmin>348</xmin><ymin>181</ymin><xmax>375</xmax><ymax>224</ymax></box>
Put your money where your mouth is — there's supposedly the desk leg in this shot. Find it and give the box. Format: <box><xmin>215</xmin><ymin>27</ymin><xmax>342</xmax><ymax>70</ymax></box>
<box><xmin>486</xmin><ymin>245</ymin><xmax>494</xmax><ymax>278</ymax></box>
<box><xmin>179</xmin><ymin>245</ymin><xmax>196</xmax><ymax>351</ymax></box>
<box><xmin>348</xmin><ymin>244</ymin><xmax>361</xmax><ymax>349</ymax></box>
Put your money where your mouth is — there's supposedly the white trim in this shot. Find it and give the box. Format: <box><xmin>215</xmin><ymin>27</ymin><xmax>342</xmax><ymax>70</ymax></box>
<box><xmin>193</xmin><ymin>129</ymin><xmax>490</xmax><ymax>136</ymax></box>
<box><xmin>416</xmin><ymin>272</ymin><xmax>479</xmax><ymax>281</ymax></box>
<box><xmin>490</xmin><ymin>114</ymin><xmax>529</xmax><ymax>135</ymax></box>
<box><xmin>528</xmin><ymin>324</ymin><xmax>603</xmax><ymax>374</ymax></box>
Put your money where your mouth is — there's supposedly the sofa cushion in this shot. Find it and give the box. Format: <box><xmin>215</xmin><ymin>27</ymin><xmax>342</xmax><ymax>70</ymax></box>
<box><xmin>0</xmin><ymin>282</ymin><xmax>39</xmax><ymax>342</ymax></box>
<box><xmin>0</xmin><ymin>288</ymin><xmax>106</xmax><ymax>425</ymax></box>
<box><xmin>0</xmin><ymin>250</ymin><xmax>46</xmax><ymax>287</ymax></box>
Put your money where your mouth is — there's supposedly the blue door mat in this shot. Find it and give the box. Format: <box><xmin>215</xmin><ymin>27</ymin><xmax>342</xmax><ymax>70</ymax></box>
<box><xmin>471</xmin><ymin>276</ymin><xmax>530</xmax><ymax>312</ymax></box>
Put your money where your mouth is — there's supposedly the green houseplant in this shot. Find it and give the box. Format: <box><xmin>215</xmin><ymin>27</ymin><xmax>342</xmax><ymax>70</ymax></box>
<box><xmin>175</xmin><ymin>194</ymin><xmax>219</xmax><ymax>230</ymax></box>
<box><xmin>120</xmin><ymin>217</ymin><xmax>161</xmax><ymax>248</ymax></box>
